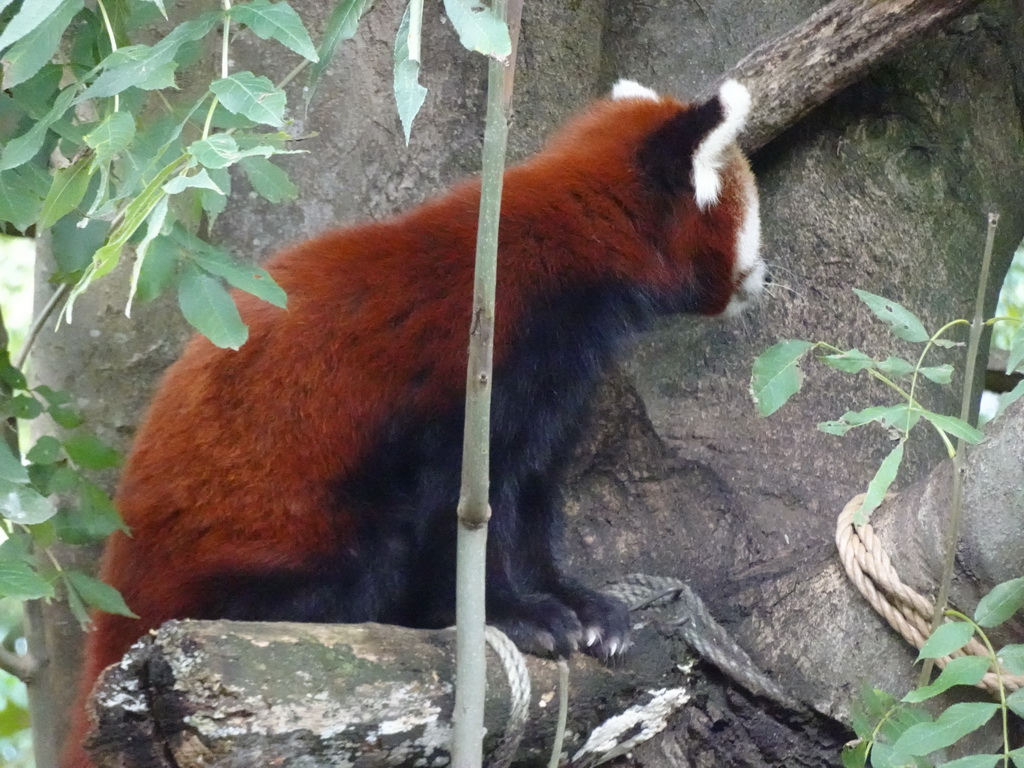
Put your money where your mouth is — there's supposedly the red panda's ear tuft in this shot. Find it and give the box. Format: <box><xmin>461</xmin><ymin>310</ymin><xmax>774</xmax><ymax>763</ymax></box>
<box><xmin>636</xmin><ymin>80</ymin><xmax>752</xmax><ymax>208</ymax></box>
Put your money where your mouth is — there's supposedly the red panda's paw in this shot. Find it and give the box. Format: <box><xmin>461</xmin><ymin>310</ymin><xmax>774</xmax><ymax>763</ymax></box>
<box><xmin>489</xmin><ymin>593</ymin><xmax>584</xmax><ymax>659</ymax></box>
<box><xmin>554</xmin><ymin>582</ymin><xmax>632</xmax><ymax>660</ymax></box>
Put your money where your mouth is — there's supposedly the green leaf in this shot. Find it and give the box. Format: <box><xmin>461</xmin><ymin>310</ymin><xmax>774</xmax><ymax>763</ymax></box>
<box><xmin>1007</xmin><ymin>687</ymin><xmax>1024</xmax><ymax>718</ymax></box>
<box><xmin>4</xmin><ymin>394</ymin><xmax>42</xmax><ymax>419</ymax></box>
<box><xmin>239</xmin><ymin>156</ymin><xmax>297</xmax><ymax>203</ymax></box>
<box><xmin>189</xmin><ymin>134</ymin><xmax>274</xmax><ymax>169</ymax></box>
<box><xmin>443</xmin><ymin>0</ymin><xmax>512</xmax><ymax>57</ymax></box>
<box><xmin>974</xmin><ymin>577</ymin><xmax>1024</xmax><ymax>627</ymax></box>
<box><xmin>0</xmin><ymin>167</ymin><xmax>45</xmax><ymax>232</ymax></box>
<box><xmin>75</xmin><ymin>13</ymin><xmax>220</xmax><ymax>103</ymax></box>
<box><xmin>1011</xmin><ymin>747</ymin><xmax>1024</xmax><ymax>768</ymax></box>
<box><xmin>126</xmin><ymin>195</ymin><xmax>170</xmax><ymax>316</ymax></box>
<box><xmin>901</xmin><ymin>656</ymin><xmax>990</xmax><ymax>702</ymax></box>
<box><xmin>923</xmin><ymin>413</ymin><xmax>984</xmax><ymax>445</ymax></box>
<box><xmin>26</xmin><ymin>435</ymin><xmax>62</xmax><ymax>465</ymax></box>
<box><xmin>393</xmin><ymin>3</ymin><xmax>427</xmax><ymax>145</ymax></box>
<box><xmin>917</xmin><ymin>621</ymin><xmax>975</xmax><ymax>660</ymax></box>
<box><xmin>918</xmin><ymin>364</ymin><xmax>953</xmax><ymax>385</ymax></box>
<box><xmin>0</xmin><ymin>352</ymin><xmax>28</xmax><ymax>389</ymax></box>
<box><xmin>192</xmin><ymin>247</ymin><xmax>287</xmax><ymax>309</ymax></box>
<box><xmin>0</xmin><ymin>86</ymin><xmax>75</xmax><ymax>171</ymax></box>
<box><xmin>999</xmin><ymin>643</ymin><xmax>1024</xmax><ymax>675</ymax></box>
<box><xmin>853</xmin><ymin>289</ymin><xmax>929</xmax><ymax>343</ymax></box>
<box><xmin>937</xmin><ymin>756</ymin><xmax>1001</xmax><ymax>768</ymax></box>
<box><xmin>876</xmin><ymin>356</ymin><xmax>916</xmax><ymax>379</ymax></box>
<box><xmin>891</xmin><ymin>702</ymin><xmax>998</xmax><ymax>757</ymax></box>
<box><xmin>64</xmin><ymin>570</ymin><xmax>138</xmax><ymax>618</ymax></box>
<box><xmin>0</xmin><ymin>0</ymin><xmax>67</xmax><ymax>55</ymax></box>
<box><xmin>1006</xmin><ymin>323</ymin><xmax>1024</xmax><ymax>374</ymax></box>
<box><xmin>993</xmin><ymin>379</ymin><xmax>1024</xmax><ymax>422</ymax></box>
<box><xmin>749</xmin><ymin>340</ymin><xmax>814</xmax><ymax>416</ymax></box>
<box><xmin>210</xmin><ymin>72</ymin><xmax>286</xmax><ymax>128</ymax></box>
<box><xmin>37</xmin><ymin>156</ymin><xmax>92</xmax><ymax>230</ymax></box>
<box><xmin>306</xmin><ymin>0</ymin><xmax>374</xmax><ymax>110</ymax></box>
<box><xmin>63</xmin><ymin>433</ymin><xmax>120</xmax><ymax>470</ymax></box>
<box><xmin>0</xmin><ymin>477</ymin><xmax>57</xmax><ymax>525</ymax></box>
<box><xmin>840</xmin><ymin>740</ymin><xmax>868</xmax><ymax>768</ymax></box>
<box><xmin>820</xmin><ymin>348</ymin><xmax>875</xmax><ymax>373</ymax></box>
<box><xmin>0</xmin><ymin>0</ymin><xmax>82</xmax><ymax>89</ymax></box>
<box><xmin>818</xmin><ymin>420</ymin><xmax>853</xmax><ymax>436</ymax></box>
<box><xmin>96</xmin><ymin>44</ymin><xmax>179</xmax><ymax>91</ymax></box>
<box><xmin>84</xmin><ymin>111</ymin><xmax>137</xmax><ymax>165</ymax></box>
<box><xmin>854</xmin><ymin>441</ymin><xmax>903</xmax><ymax>524</ymax></box>
<box><xmin>0</xmin><ymin>560</ymin><xmax>54</xmax><ymax>600</ymax></box>
<box><xmin>133</xmin><ymin>230</ymin><xmax>179</xmax><ymax>305</ymax></box>
<box><xmin>834</xmin><ymin>404</ymin><xmax>920</xmax><ymax>433</ymax></box>
<box><xmin>162</xmin><ymin>168</ymin><xmax>224</xmax><ymax>195</ymax></box>
<box><xmin>0</xmin><ymin>440</ymin><xmax>27</xmax><ymax>483</ymax></box>
<box><xmin>53</xmin><ymin>480</ymin><xmax>126</xmax><ymax>544</ymax></box>
<box><xmin>232</xmin><ymin>0</ymin><xmax>319</xmax><ymax>61</ymax></box>
<box><xmin>178</xmin><ymin>261</ymin><xmax>249</xmax><ymax>349</ymax></box>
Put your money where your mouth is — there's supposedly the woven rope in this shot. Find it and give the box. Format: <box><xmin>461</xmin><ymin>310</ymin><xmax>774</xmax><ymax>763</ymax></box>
<box><xmin>836</xmin><ymin>494</ymin><xmax>1022</xmax><ymax>695</ymax></box>
<box><xmin>484</xmin><ymin>625</ymin><xmax>532</xmax><ymax>768</ymax></box>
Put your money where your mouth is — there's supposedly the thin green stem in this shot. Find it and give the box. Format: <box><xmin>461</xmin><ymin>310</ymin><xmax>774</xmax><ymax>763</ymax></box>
<box><xmin>408</xmin><ymin>0</ymin><xmax>424</xmax><ymax>63</ymax></box>
<box><xmin>96</xmin><ymin>0</ymin><xmax>120</xmax><ymax>112</ymax></box>
<box><xmin>944</xmin><ymin>610</ymin><xmax>1010</xmax><ymax>767</ymax></box>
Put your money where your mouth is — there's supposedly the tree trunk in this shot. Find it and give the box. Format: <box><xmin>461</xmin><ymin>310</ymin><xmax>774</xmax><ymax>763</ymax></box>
<box><xmin>35</xmin><ymin>0</ymin><xmax>1024</xmax><ymax>764</ymax></box>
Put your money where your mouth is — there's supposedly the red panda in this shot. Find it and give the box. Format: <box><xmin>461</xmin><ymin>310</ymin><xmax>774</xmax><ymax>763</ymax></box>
<box><xmin>64</xmin><ymin>78</ymin><xmax>762</xmax><ymax>767</ymax></box>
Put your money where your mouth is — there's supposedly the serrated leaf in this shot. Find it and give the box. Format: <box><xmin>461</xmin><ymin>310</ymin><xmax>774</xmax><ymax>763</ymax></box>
<box><xmin>97</xmin><ymin>44</ymin><xmax>179</xmax><ymax>91</ymax></box>
<box><xmin>306</xmin><ymin>0</ymin><xmax>374</xmax><ymax>110</ymax></box>
<box><xmin>53</xmin><ymin>480</ymin><xmax>127</xmax><ymax>544</ymax></box>
<box><xmin>232</xmin><ymin>0</ymin><xmax>319</xmax><ymax>61</ymax></box>
<box><xmin>924</xmin><ymin>413</ymin><xmax>984</xmax><ymax>445</ymax></box>
<box><xmin>132</xmin><ymin>228</ymin><xmax>179</xmax><ymax>305</ymax></box>
<box><xmin>26</xmin><ymin>435</ymin><xmax>62</xmax><ymax>465</ymax></box>
<box><xmin>891</xmin><ymin>702</ymin><xmax>998</xmax><ymax>757</ymax></box>
<box><xmin>917</xmin><ymin>621</ymin><xmax>975</xmax><ymax>660</ymax></box>
<box><xmin>974</xmin><ymin>576</ymin><xmax>1024</xmax><ymax>627</ymax></box>
<box><xmin>0</xmin><ymin>0</ymin><xmax>82</xmax><ymax>89</ymax></box>
<box><xmin>63</xmin><ymin>433</ymin><xmax>120</xmax><ymax>470</ymax></box>
<box><xmin>901</xmin><ymin>656</ymin><xmax>990</xmax><ymax>702</ymax></box>
<box><xmin>37</xmin><ymin>155</ymin><xmax>92</xmax><ymax>230</ymax></box>
<box><xmin>853</xmin><ymin>289</ymin><xmax>930</xmax><ymax>343</ymax></box>
<box><xmin>84</xmin><ymin>111</ymin><xmax>136</xmax><ymax>165</ymax></box>
<box><xmin>64</xmin><ymin>570</ymin><xmax>137</xmax><ymax>618</ymax></box>
<box><xmin>393</xmin><ymin>3</ymin><xmax>426</xmax><ymax>145</ymax></box>
<box><xmin>189</xmin><ymin>134</ymin><xmax>274</xmax><ymax>169</ymax></box>
<box><xmin>0</xmin><ymin>86</ymin><xmax>75</xmax><ymax>171</ymax></box>
<box><xmin>749</xmin><ymin>340</ymin><xmax>814</xmax><ymax>416</ymax></box>
<box><xmin>239</xmin><ymin>155</ymin><xmax>297</xmax><ymax>203</ymax></box>
<box><xmin>0</xmin><ymin>560</ymin><xmax>54</xmax><ymax>600</ymax></box>
<box><xmin>163</xmin><ymin>168</ymin><xmax>224</xmax><ymax>195</ymax></box>
<box><xmin>443</xmin><ymin>0</ymin><xmax>511</xmax><ymax>57</ymax></box>
<box><xmin>854</xmin><ymin>441</ymin><xmax>903</xmax><ymax>525</ymax></box>
<box><xmin>938</xmin><ymin>756</ymin><xmax>1001</xmax><ymax>768</ymax></box>
<box><xmin>918</xmin><ymin>364</ymin><xmax>953</xmax><ymax>385</ymax></box>
<box><xmin>0</xmin><ymin>477</ymin><xmax>57</xmax><ymax>525</ymax></box>
<box><xmin>821</xmin><ymin>348</ymin><xmax>875</xmax><ymax>373</ymax></box>
<box><xmin>192</xmin><ymin>246</ymin><xmax>287</xmax><ymax>309</ymax></box>
<box><xmin>75</xmin><ymin>13</ymin><xmax>219</xmax><ymax>103</ymax></box>
<box><xmin>876</xmin><ymin>356</ymin><xmax>916</xmax><ymax>379</ymax></box>
<box><xmin>178</xmin><ymin>261</ymin><xmax>249</xmax><ymax>349</ymax></box>
<box><xmin>0</xmin><ymin>440</ymin><xmax>27</xmax><ymax>483</ymax></box>
<box><xmin>0</xmin><ymin>0</ymin><xmax>66</xmax><ymax>55</ymax></box>
<box><xmin>210</xmin><ymin>72</ymin><xmax>286</xmax><ymax>127</ymax></box>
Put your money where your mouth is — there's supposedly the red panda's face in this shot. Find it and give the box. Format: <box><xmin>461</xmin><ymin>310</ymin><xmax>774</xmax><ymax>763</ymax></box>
<box><xmin>611</xmin><ymin>79</ymin><xmax>765</xmax><ymax>318</ymax></box>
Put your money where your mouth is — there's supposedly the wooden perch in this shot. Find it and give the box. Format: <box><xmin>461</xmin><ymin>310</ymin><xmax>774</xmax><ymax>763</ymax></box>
<box><xmin>724</xmin><ymin>0</ymin><xmax>983</xmax><ymax>152</ymax></box>
<box><xmin>86</xmin><ymin>620</ymin><xmax>696</xmax><ymax>768</ymax></box>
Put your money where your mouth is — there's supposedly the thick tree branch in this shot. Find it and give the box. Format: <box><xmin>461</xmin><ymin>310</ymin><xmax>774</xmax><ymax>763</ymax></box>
<box><xmin>723</xmin><ymin>0</ymin><xmax>984</xmax><ymax>152</ymax></box>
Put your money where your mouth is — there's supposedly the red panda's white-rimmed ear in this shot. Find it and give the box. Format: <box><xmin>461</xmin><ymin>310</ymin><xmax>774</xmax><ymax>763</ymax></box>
<box><xmin>692</xmin><ymin>80</ymin><xmax>751</xmax><ymax>209</ymax></box>
<box><xmin>610</xmin><ymin>79</ymin><xmax>660</xmax><ymax>102</ymax></box>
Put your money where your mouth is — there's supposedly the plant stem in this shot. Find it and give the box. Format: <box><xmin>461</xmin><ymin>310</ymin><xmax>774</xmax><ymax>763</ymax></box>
<box><xmin>452</xmin><ymin>2</ymin><xmax>522</xmax><ymax>766</ymax></box>
<box><xmin>919</xmin><ymin>212</ymin><xmax>999</xmax><ymax>687</ymax></box>
<box><xmin>96</xmin><ymin>0</ymin><xmax>120</xmax><ymax>112</ymax></box>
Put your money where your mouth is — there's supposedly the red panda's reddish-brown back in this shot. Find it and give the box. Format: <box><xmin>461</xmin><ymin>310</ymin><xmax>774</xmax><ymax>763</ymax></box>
<box><xmin>65</xmin><ymin>79</ymin><xmax>762</xmax><ymax>768</ymax></box>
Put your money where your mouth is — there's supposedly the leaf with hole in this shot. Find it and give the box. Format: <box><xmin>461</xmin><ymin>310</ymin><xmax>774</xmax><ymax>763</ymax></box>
<box><xmin>853</xmin><ymin>289</ymin><xmax>930</xmax><ymax>343</ymax></box>
<box><xmin>749</xmin><ymin>340</ymin><xmax>814</xmax><ymax>416</ymax></box>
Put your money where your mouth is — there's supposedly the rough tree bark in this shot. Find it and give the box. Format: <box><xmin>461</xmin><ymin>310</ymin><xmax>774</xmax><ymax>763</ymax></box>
<box><xmin>28</xmin><ymin>0</ymin><xmax>1024</xmax><ymax>765</ymax></box>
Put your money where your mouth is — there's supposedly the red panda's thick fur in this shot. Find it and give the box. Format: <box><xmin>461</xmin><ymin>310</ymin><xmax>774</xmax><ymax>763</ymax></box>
<box><xmin>65</xmin><ymin>79</ymin><xmax>763</xmax><ymax>767</ymax></box>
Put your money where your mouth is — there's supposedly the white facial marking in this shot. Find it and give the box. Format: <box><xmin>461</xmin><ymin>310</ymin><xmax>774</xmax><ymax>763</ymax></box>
<box><xmin>611</xmin><ymin>79</ymin><xmax>661</xmax><ymax>102</ymax></box>
<box><xmin>693</xmin><ymin>80</ymin><xmax>752</xmax><ymax>210</ymax></box>
<box><xmin>724</xmin><ymin>178</ymin><xmax>764</xmax><ymax>317</ymax></box>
